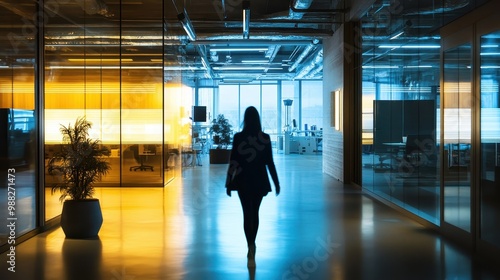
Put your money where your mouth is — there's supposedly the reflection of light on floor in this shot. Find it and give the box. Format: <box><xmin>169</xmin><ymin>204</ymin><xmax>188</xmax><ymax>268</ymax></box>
<box><xmin>361</xmin><ymin>201</ymin><xmax>374</xmax><ymax>236</ymax></box>
<box><xmin>444</xmin><ymin>186</ymin><xmax>471</xmax><ymax>231</ymax></box>
<box><xmin>44</xmin><ymin>186</ymin><xmax>187</xmax><ymax>279</ymax></box>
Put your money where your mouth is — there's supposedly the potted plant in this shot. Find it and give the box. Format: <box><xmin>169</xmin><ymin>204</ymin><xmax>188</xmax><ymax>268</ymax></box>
<box><xmin>208</xmin><ymin>114</ymin><xmax>232</xmax><ymax>164</ymax></box>
<box><xmin>50</xmin><ymin>117</ymin><xmax>111</xmax><ymax>239</ymax></box>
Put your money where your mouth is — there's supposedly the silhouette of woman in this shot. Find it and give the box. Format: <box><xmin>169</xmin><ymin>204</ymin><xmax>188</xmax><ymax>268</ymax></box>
<box><xmin>225</xmin><ymin>106</ymin><xmax>280</xmax><ymax>268</ymax></box>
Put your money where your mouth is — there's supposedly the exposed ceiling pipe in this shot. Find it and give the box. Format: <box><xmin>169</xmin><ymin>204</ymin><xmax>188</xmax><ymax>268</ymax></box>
<box><xmin>264</xmin><ymin>0</ymin><xmax>346</xmax><ymax>20</ymax></box>
<box><xmin>193</xmin><ymin>39</ymin><xmax>315</xmax><ymax>46</ymax></box>
<box><xmin>289</xmin><ymin>0</ymin><xmax>314</xmax><ymax>19</ymax></box>
<box><xmin>265</xmin><ymin>45</ymin><xmax>281</xmax><ymax>61</ymax></box>
<box><xmin>304</xmin><ymin>64</ymin><xmax>322</xmax><ymax>79</ymax></box>
<box><xmin>195</xmin><ymin>45</ymin><xmax>217</xmax><ymax>79</ymax></box>
<box><xmin>288</xmin><ymin>38</ymin><xmax>319</xmax><ymax>72</ymax></box>
<box><xmin>402</xmin><ymin>0</ymin><xmax>469</xmax><ymax>15</ymax></box>
<box><xmin>294</xmin><ymin>48</ymin><xmax>322</xmax><ymax>79</ymax></box>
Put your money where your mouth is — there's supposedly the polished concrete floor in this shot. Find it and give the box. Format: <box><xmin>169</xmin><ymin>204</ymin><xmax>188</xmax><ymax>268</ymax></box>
<box><xmin>1</xmin><ymin>154</ymin><xmax>499</xmax><ymax>280</ymax></box>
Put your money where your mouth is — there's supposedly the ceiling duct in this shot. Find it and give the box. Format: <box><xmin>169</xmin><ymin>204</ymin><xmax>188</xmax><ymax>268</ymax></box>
<box><xmin>264</xmin><ymin>0</ymin><xmax>345</xmax><ymax>21</ymax></box>
<box><xmin>294</xmin><ymin>48</ymin><xmax>323</xmax><ymax>79</ymax></box>
<box><xmin>289</xmin><ymin>0</ymin><xmax>314</xmax><ymax>19</ymax></box>
<box><xmin>195</xmin><ymin>45</ymin><xmax>216</xmax><ymax>79</ymax></box>
<box><xmin>288</xmin><ymin>39</ymin><xmax>319</xmax><ymax>72</ymax></box>
<box><xmin>262</xmin><ymin>0</ymin><xmax>314</xmax><ymax>20</ymax></box>
<box><xmin>178</xmin><ymin>10</ymin><xmax>197</xmax><ymax>41</ymax></box>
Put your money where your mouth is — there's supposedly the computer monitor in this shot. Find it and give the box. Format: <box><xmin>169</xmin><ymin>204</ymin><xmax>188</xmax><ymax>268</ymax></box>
<box><xmin>193</xmin><ymin>106</ymin><xmax>207</xmax><ymax>122</ymax></box>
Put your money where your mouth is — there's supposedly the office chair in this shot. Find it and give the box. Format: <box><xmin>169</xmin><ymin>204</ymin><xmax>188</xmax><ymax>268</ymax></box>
<box><xmin>129</xmin><ymin>144</ymin><xmax>155</xmax><ymax>171</ymax></box>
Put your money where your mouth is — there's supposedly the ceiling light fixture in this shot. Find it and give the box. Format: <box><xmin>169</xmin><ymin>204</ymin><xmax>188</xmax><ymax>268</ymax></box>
<box><xmin>378</xmin><ymin>45</ymin><xmax>440</xmax><ymax>49</ymax></box>
<box><xmin>241</xmin><ymin>60</ymin><xmax>269</xmax><ymax>63</ymax></box>
<box><xmin>389</xmin><ymin>31</ymin><xmax>404</xmax><ymax>40</ymax></box>
<box><xmin>209</xmin><ymin>47</ymin><xmax>268</xmax><ymax>52</ymax></box>
<box><xmin>177</xmin><ymin>10</ymin><xmax>196</xmax><ymax>41</ymax></box>
<box><xmin>242</xmin><ymin>1</ymin><xmax>250</xmax><ymax>39</ymax></box>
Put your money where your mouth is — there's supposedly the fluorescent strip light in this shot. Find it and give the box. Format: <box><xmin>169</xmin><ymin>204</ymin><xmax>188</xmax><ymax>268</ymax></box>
<box><xmin>210</xmin><ymin>47</ymin><xmax>268</xmax><ymax>52</ymax></box>
<box><xmin>362</xmin><ymin>65</ymin><xmax>399</xmax><ymax>69</ymax></box>
<box><xmin>403</xmin><ymin>65</ymin><xmax>433</xmax><ymax>68</ymax></box>
<box><xmin>177</xmin><ymin>10</ymin><xmax>196</xmax><ymax>41</ymax></box>
<box><xmin>378</xmin><ymin>45</ymin><xmax>440</xmax><ymax>49</ymax></box>
<box><xmin>481</xmin><ymin>44</ymin><xmax>498</xmax><ymax>48</ymax></box>
<box><xmin>389</xmin><ymin>31</ymin><xmax>404</xmax><ymax>40</ymax></box>
<box><xmin>480</xmin><ymin>52</ymin><xmax>500</xmax><ymax>56</ymax></box>
<box><xmin>0</xmin><ymin>66</ymin><xmax>9</xmax><ymax>68</ymax></box>
<box><xmin>242</xmin><ymin>1</ymin><xmax>250</xmax><ymax>39</ymax></box>
<box><xmin>241</xmin><ymin>60</ymin><xmax>269</xmax><ymax>63</ymax></box>
<box><xmin>214</xmin><ymin>66</ymin><xmax>267</xmax><ymax>70</ymax></box>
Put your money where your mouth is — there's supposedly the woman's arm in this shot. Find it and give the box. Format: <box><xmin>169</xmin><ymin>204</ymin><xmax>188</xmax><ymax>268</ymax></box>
<box><xmin>264</xmin><ymin>134</ymin><xmax>280</xmax><ymax>194</ymax></box>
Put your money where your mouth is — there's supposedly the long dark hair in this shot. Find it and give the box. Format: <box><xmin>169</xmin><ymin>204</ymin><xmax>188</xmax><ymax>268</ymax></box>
<box><xmin>242</xmin><ymin>106</ymin><xmax>262</xmax><ymax>134</ymax></box>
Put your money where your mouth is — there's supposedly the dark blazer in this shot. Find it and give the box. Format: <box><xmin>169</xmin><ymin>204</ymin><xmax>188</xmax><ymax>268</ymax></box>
<box><xmin>225</xmin><ymin>131</ymin><xmax>279</xmax><ymax>196</ymax></box>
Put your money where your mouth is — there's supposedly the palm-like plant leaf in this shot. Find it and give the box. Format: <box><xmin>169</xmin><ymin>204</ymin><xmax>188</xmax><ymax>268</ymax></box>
<box><xmin>51</xmin><ymin>117</ymin><xmax>110</xmax><ymax>201</ymax></box>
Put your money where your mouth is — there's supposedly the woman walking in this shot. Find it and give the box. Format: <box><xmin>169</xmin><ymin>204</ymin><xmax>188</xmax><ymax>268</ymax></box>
<box><xmin>225</xmin><ymin>106</ymin><xmax>281</xmax><ymax>268</ymax></box>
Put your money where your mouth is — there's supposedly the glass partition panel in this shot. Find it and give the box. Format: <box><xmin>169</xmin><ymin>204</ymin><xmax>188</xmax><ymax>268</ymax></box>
<box><xmin>0</xmin><ymin>2</ymin><xmax>37</xmax><ymax>240</ymax></box>
<box><xmin>44</xmin><ymin>4</ymin><xmax>123</xmax><ymax>218</ymax></box>
<box><xmin>360</xmin><ymin>1</ymin><xmax>441</xmax><ymax>225</ymax></box>
<box><xmin>480</xmin><ymin>30</ymin><xmax>500</xmax><ymax>246</ymax></box>
<box><xmin>120</xmin><ymin>36</ymin><xmax>164</xmax><ymax>186</ymax></box>
<box><xmin>443</xmin><ymin>43</ymin><xmax>472</xmax><ymax>232</ymax></box>
<box><xmin>44</xmin><ymin>5</ymin><xmax>88</xmax><ymax>220</ymax></box>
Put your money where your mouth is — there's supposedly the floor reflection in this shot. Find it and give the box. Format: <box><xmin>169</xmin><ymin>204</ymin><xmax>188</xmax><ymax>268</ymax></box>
<box><xmin>1</xmin><ymin>154</ymin><xmax>499</xmax><ymax>279</ymax></box>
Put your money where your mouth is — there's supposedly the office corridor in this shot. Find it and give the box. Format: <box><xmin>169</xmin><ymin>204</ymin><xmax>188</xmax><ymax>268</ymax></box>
<box><xmin>1</xmin><ymin>154</ymin><xmax>498</xmax><ymax>280</ymax></box>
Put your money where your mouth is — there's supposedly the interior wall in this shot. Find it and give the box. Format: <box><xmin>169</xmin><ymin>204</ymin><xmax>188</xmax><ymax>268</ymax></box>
<box><xmin>322</xmin><ymin>25</ymin><xmax>345</xmax><ymax>181</ymax></box>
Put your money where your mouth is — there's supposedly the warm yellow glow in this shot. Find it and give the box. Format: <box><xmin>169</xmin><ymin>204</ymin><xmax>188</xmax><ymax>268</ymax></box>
<box><xmin>334</xmin><ymin>90</ymin><xmax>341</xmax><ymax>131</ymax></box>
<box><xmin>67</xmin><ymin>58</ymin><xmax>133</xmax><ymax>62</ymax></box>
<box><xmin>443</xmin><ymin>82</ymin><xmax>472</xmax><ymax>108</ymax></box>
<box><xmin>0</xmin><ymin>74</ymin><xmax>35</xmax><ymax>109</ymax></box>
<box><xmin>45</xmin><ymin>109</ymin><xmax>164</xmax><ymax>144</ymax></box>
<box><xmin>44</xmin><ymin>81</ymin><xmax>192</xmax><ymax>147</ymax></box>
<box><xmin>44</xmin><ymin>187</ymin><xmax>187</xmax><ymax>276</ymax></box>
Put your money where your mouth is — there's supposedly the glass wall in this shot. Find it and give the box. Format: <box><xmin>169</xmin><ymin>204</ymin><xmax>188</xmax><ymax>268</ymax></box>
<box><xmin>120</xmin><ymin>3</ymin><xmax>164</xmax><ymax>187</ymax></box>
<box><xmin>42</xmin><ymin>2</ymin><xmax>187</xmax><ymax>220</ymax></box>
<box><xmin>0</xmin><ymin>2</ymin><xmax>37</xmax><ymax>247</ymax></box>
<box><xmin>360</xmin><ymin>0</ymin><xmax>494</xmax><ymax>227</ymax></box>
<box><xmin>480</xmin><ymin>30</ymin><xmax>500</xmax><ymax>247</ymax></box>
<box><xmin>442</xmin><ymin>43</ymin><xmax>472</xmax><ymax>232</ymax></box>
<box><xmin>361</xmin><ymin>0</ymin><xmax>442</xmax><ymax>225</ymax></box>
